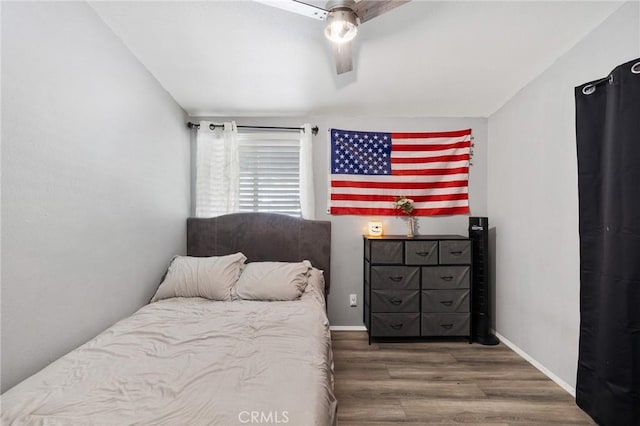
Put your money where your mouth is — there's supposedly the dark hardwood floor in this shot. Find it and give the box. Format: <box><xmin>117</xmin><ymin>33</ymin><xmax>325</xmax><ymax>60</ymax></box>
<box><xmin>331</xmin><ymin>331</ymin><xmax>594</xmax><ymax>425</ymax></box>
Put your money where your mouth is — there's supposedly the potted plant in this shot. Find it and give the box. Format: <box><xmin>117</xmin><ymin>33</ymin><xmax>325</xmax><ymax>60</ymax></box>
<box><xmin>394</xmin><ymin>196</ymin><xmax>416</xmax><ymax>237</ymax></box>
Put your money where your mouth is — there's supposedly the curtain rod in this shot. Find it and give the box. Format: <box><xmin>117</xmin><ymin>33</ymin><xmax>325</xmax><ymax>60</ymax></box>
<box><xmin>187</xmin><ymin>122</ymin><xmax>318</xmax><ymax>136</ymax></box>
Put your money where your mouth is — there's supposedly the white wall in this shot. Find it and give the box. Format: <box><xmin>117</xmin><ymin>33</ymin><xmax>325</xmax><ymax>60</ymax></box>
<box><xmin>487</xmin><ymin>1</ymin><xmax>639</xmax><ymax>392</ymax></box>
<box><xmin>195</xmin><ymin>115</ymin><xmax>488</xmax><ymax>326</ymax></box>
<box><xmin>1</xmin><ymin>2</ymin><xmax>190</xmax><ymax>392</ymax></box>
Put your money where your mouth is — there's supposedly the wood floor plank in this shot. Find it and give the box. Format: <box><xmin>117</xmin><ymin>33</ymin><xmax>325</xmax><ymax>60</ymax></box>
<box><xmin>331</xmin><ymin>331</ymin><xmax>594</xmax><ymax>425</ymax></box>
<box><xmin>477</xmin><ymin>380</ymin><xmax>575</xmax><ymax>401</ymax></box>
<box><xmin>333</xmin><ymin>349</ymin><xmax>456</xmax><ymax>364</ymax></box>
<box><xmin>331</xmin><ymin>339</ymin><xmax>380</xmax><ymax>351</ymax></box>
<box><xmin>387</xmin><ymin>362</ymin><xmax>548</xmax><ymax>381</ymax></box>
<box><xmin>334</xmin><ymin>362</ymin><xmax>391</xmax><ymax>379</ymax></box>
<box><xmin>372</xmin><ymin>341</ymin><xmax>504</xmax><ymax>353</ymax></box>
<box><xmin>450</xmin><ymin>349</ymin><xmax>523</xmax><ymax>363</ymax></box>
<box><xmin>400</xmin><ymin>399</ymin><xmax>594</xmax><ymax>424</ymax></box>
<box><xmin>331</xmin><ymin>331</ymin><xmax>368</xmax><ymax>341</ymax></box>
<box><xmin>337</xmin><ymin>399</ymin><xmax>407</xmax><ymax>423</ymax></box>
<box><xmin>336</xmin><ymin>379</ymin><xmax>487</xmax><ymax>400</ymax></box>
<box><xmin>339</xmin><ymin>422</ymin><xmax>509</xmax><ymax>426</ymax></box>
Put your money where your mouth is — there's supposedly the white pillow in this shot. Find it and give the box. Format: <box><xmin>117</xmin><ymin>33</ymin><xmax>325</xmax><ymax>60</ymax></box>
<box><xmin>235</xmin><ymin>260</ymin><xmax>312</xmax><ymax>301</ymax></box>
<box><xmin>306</xmin><ymin>267</ymin><xmax>326</xmax><ymax>296</ymax></box>
<box><xmin>300</xmin><ymin>267</ymin><xmax>326</xmax><ymax>305</ymax></box>
<box><xmin>151</xmin><ymin>253</ymin><xmax>246</xmax><ymax>302</ymax></box>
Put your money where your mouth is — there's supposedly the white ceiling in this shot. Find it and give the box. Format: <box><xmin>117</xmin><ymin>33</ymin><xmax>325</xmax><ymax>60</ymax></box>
<box><xmin>90</xmin><ymin>1</ymin><xmax>622</xmax><ymax>118</ymax></box>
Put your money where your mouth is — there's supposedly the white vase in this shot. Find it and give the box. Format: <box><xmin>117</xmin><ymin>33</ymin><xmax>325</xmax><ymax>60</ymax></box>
<box><xmin>406</xmin><ymin>216</ymin><xmax>415</xmax><ymax>237</ymax></box>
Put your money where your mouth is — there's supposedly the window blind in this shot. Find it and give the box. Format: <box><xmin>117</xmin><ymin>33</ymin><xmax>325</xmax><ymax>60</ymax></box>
<box><xmin>237</xmin><ymin>132</ymin><xmax>302</xmax><ymax>216</ymax></box>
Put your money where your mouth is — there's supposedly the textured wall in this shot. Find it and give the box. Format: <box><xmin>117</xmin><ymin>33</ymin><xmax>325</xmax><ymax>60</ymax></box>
<box><xmin>1</xmin><ymin>2</ymin><xmax>190</xmax><ymax>391</ymax></box>
<box><xmin>487</xmin><ymin>1</ymin><xmax>639</xmax><ymax>391</ymax></box>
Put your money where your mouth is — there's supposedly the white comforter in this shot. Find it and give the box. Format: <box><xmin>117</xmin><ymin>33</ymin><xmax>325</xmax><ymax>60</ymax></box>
<box><xmin>1</xmin><ymin>289</ymin><xmax>336</xmax><ymax>425</ymax></box>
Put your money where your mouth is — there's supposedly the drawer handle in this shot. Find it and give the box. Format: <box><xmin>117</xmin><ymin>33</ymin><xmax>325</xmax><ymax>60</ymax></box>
<box><xmin>450</xmin><ymin>250</ymin><xmax>463</xmax><ymax>255</ymax></box>
<box><xmin>389</xmin><ymin>297</ymin><xmax>403</xmax><ymax>305</ymax></box>
<box><xmin>441</xmin><ymin>276</ymin><xmax>454</xmax><ymax>281</ymax></box>
<box><xmin>440</xmin><ymin>300</ymin><xmax>453</xmax><ymax>307</ymax></box>
<box><xmin>388</xmin><ymin>276</ymin><xmax>403</xmax><ymax>282</ymax></box>
<box><xmin>440</xmin><ymin>323</ymin><xmax>454</xmax><ymax>329</ymax></box>
<box><xmin>390</xmin><ymin>323</ymin><xmax>404</xmax><ymax>330</ymax></box>
<box><xmin>415</xmin><ymin>251</ymin><xmax>430</xmax><ymax>257</ymax></box>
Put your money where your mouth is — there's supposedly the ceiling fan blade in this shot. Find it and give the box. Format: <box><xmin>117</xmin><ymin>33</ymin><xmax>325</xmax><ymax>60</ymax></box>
<box><xmin>332</xmin><ymin>41</ymin><xmax>353</xmax><ymax>74</ymax></box>
<box><xmin>253</xmin><ymin>0</ymin><xmax>328</xmax><ymax>20</ymax></box>
<box><xmin>352</xmin><ymin>0</ymin><xmax>410</xmax><ymax>24</ymax></box>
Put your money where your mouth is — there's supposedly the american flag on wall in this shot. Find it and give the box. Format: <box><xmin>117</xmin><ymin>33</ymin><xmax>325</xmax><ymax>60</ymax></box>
<box><xmin>329</xmin><ymin>128</ymin><xmax>472</xmax><ymax>216</ymax></box>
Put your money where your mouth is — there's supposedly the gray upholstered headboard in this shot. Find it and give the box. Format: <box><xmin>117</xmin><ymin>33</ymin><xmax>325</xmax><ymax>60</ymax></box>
<box><xmin>187</xmin><ymin>213</ymin><xmax>331</xmax><ymax>294</ymax></box>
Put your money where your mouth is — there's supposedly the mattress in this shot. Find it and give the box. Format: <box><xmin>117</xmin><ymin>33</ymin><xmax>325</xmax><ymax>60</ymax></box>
<box><xmin>1</xmin><ymin>286</ymin><xmax>336</xmax><ymax>425</ymax></box>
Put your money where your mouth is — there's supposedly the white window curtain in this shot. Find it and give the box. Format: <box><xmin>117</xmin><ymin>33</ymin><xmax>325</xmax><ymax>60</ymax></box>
<box><xmin>300</xmin><ymin>123</ymin><xmax>315</xmax><ymax>219</ymax></box>
<box><xmin>195</xmin><ymin>121</ymin><xmax>239</xmax><ymax>217</ymax></box>
<box><xmin>195</xmin><ymin>122</ymin><xmax>315</xmax><ymax>219</ymax></box>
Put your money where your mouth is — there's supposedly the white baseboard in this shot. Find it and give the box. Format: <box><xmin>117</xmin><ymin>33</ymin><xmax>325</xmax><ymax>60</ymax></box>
<box><xmin>493</xmin><ymin>330</ymin><xmax>576</xmax><ymax>397</ymax></box>
<box><xmin>329</xmin><ymin>325</ymin><xmax>367</xmax><ymax>331</ymax></box>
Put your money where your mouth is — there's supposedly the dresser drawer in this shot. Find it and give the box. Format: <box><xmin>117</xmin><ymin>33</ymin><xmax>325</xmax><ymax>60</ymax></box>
<box><xmin>405</xmin><ymin>241</ymin><xmax>438</xmax><ymax>265</ymax></box>
<box><xmin>439</xmin><ymin>240</ymin><xmax>471</xmax><ymax>264</ymax></box>
<box><xmin>371</xmin><ymin>266</ymin><xmax>419</xmax><ymax>290</ymax></box>
<box><xmin>371</xmin><ymin>313</ymin><xmax>420</xmax><ymax>337</ymax></box>
<box><xmin>371</xmin><ymin>290</ymin><xmax>419</xmax><ymax>313</ymax></box>
<box><xmin>422</xmin><ymin>289</ymin><xmax>470</xmax><ymax>313</ymax></box>
<box><xmin>422</xmin><ymin>266</ymin><xmax>470</xmax><ymax>290</ymax></box>
<box><xmin>370</xmin><ymin>240</ymin><xmax>403</xmax><ymax>264</ymax></box>
<box><xmin>422</xmin><ymin>313</ymin><xmax>470</xmax><ymax>336</ymax></box>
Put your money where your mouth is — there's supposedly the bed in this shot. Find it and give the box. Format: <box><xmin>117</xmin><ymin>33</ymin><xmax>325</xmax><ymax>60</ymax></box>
<box><xmin>1</xmin><ymin>213</ymin><xmax>336</xmax><ymax>425</ymax></box>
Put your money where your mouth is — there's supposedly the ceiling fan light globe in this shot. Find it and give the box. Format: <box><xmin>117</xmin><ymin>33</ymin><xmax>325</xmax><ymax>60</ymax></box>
<box><xmin>324</xmin><ymin>9</ymin><xmax>358</xmax><ymax>44</ymax></box>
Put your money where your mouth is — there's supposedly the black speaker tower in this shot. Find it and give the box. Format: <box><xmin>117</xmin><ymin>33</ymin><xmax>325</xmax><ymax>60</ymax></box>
<box><xmin>468</xmin><ymin>217</ymin><xmax>499</xmax><ymax>345</ymax></box>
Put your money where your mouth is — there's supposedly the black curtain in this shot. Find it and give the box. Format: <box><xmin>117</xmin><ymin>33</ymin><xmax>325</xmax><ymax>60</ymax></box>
<box><xmin>575</xmin><ymin>58</ymin><xmax>640</xmax><ymax>426</ymax></box>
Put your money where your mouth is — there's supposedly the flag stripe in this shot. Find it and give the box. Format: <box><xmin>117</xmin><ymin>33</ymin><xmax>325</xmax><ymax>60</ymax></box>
<box><xmin>331</xmin><ymin>179</ymin><xmax>469</xmax><ymax>189</ymax></box>
<box><xmin>391</xmin><ymin>153</ymin><xmax>470</xmax><ymax>164</ymax></box>
<box><xmin>332</xmin><ymin>186</ymin><xmax>468</xmax><ymax>196</ymax></box>
<box><xmin>331</xmin><ymin>199</ymin><xmax>469</xmax><ymax>209</ymax></box>
<box><xmin>392</xmin><ymin>160</ymin><xmax>468</xmax><ymax>170</ymax></box>
<box><xmin>393</xmin><ymin>141</ymin><xmax>471</xmax><ymax>152</ymax></box>
<box><xmin>391</xmin><ymin>135</ymin><xmax>470</xmax><ymax>146</ymax></box>
<box><xmin>392</xmin><ymin>166</ymin><xmax>469</xmax><ymax>176</ymax></box>
<box><xmin>331</xmin><ymin>174</ymin><xmax>469</xmax><ymax>183</ymax></box>
<box><xmin>392</xmin><ymin>148</ymin><xmax>469</xmax><ymax>158</ymax></box>
<box><xmin>331</xmin><ymin>193</ymin><xmax>468</xmax><ymax>202</ymax></box>
<box><xmin>391</xmin><ymin>129</ymin><xmax>472</xmax><ymax>139</ymax></box>
<box><xmin>330</xmin><ymin>206</ymin><xmax>471</xmax><ymax>216</ymax></box>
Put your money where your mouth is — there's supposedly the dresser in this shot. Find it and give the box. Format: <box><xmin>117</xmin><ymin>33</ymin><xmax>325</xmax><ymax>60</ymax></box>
<box><xmin>363</xmin><ymin>235</ymin><xmax>472</xmax><ymax>343</ymax></box>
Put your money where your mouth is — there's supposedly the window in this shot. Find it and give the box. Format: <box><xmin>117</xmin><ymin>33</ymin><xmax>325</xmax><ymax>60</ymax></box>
<box><xmin>237</xmin><ymin>132</ymin><xmax>302</xmax><ymax>216</ymax></box>
<box><xmin>194</xmin><ymin>121</ymin><xmax>314</xmax><ymax>219</ymax></box>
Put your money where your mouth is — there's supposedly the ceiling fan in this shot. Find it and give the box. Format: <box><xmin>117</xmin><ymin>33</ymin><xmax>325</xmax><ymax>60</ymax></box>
<box><xmin>255</xmin><ymin>0</ymin><xmax>411</xmax><ymax>74</ymax></box>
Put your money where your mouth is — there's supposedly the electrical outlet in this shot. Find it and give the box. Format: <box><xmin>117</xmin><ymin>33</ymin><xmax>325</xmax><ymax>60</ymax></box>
<box><xmin>349</xmin><ymin>294</ymin><xmax>357</xmax><ymax>307</ymax></box>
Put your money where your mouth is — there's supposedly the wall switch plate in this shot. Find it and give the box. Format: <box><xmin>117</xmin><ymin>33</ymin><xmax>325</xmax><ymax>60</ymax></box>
<box><xmin>349</xmin><ymin>294</ymin><xmax>357</xmax><ymax>307</ymax></box>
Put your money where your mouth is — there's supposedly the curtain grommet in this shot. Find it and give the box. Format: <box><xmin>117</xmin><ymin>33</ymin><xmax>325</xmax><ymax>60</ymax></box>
<box><xmin>632</xmin><ymin>62</ymin><xmax>640</xmax><ymax>74</ymax></box>
<box><xmin>582</xmin><ymin>84</ymin><xmax>596</xmax><ymax>95</ymax></box>
<box><xmin>608</xmin><ymin>74</ymin><xmax>614</xmax><ymax>85</ymax></box>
